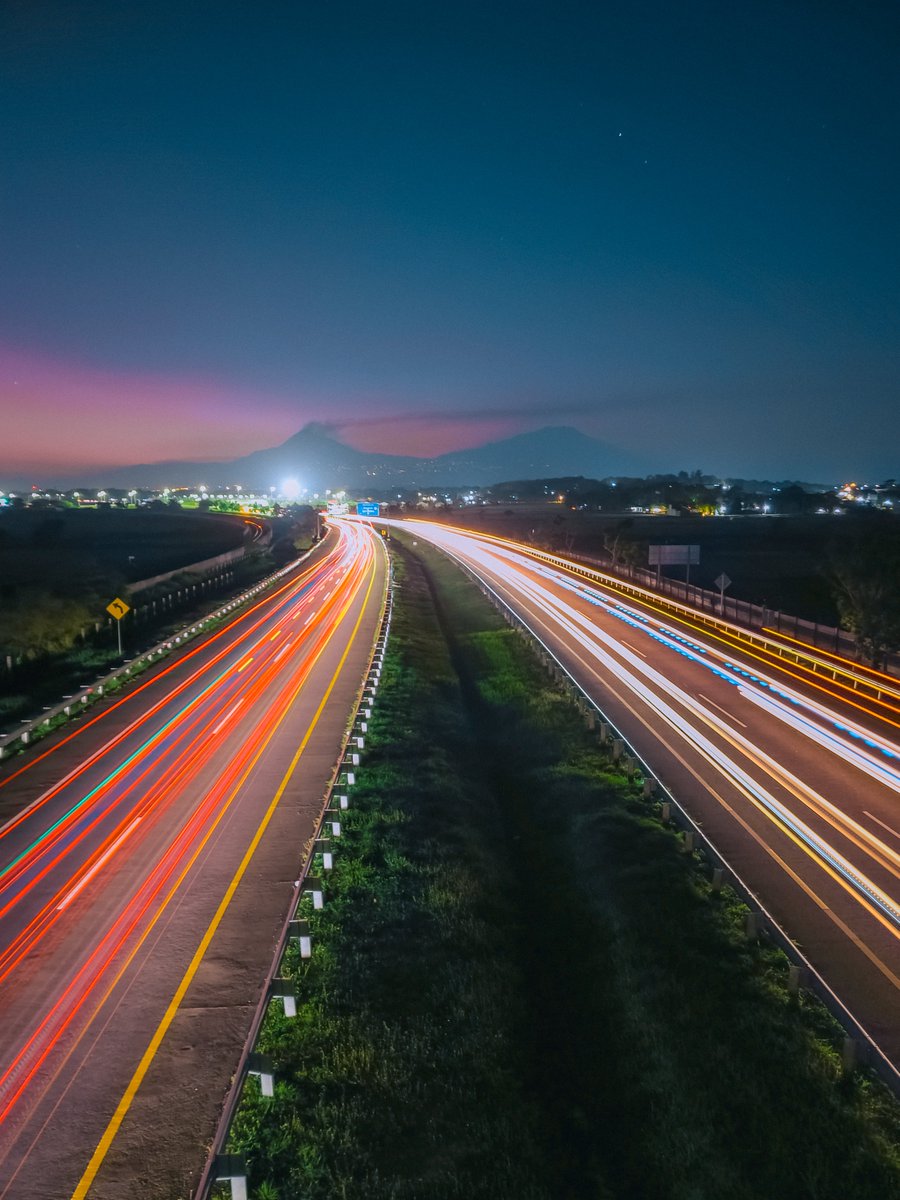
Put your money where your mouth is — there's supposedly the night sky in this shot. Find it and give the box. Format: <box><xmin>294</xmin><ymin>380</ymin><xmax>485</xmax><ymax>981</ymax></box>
<box><xmin>1</xmin><ymin>1</ymin><xmax>898</xmax><ymax>483</ymax></box>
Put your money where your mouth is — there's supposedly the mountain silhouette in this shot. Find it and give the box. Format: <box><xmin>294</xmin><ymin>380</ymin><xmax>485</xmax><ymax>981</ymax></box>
<box><xmin>44</xmin><ymin>423</ymin><xmax>640</xmax><ymax>491</ymax></box>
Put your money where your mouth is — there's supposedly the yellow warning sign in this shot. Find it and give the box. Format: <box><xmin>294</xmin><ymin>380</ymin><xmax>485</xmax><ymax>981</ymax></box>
<box><xmin>106</xmin><ymin>597</ymin><xmax>131</xmax><ymax>620</ymax></box>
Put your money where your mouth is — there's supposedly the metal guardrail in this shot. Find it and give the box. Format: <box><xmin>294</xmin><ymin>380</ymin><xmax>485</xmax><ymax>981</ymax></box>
<box><xmin>558</xmin><ymin>546</ymin><xmax>900</xmax><ymax>681</ymax></box>
<box><xmin>0</xmin><ymin>545</ymin><xmax>324</xmax><ymax>762</ymax></box>
<box><xmin>442</xmin><ymin>547</ymin><xmax>900</xmax><ymax>1102</ymax></box>
<box><xmin>129</xmin><ymin>543</ymin><xmax>250</xmax><ymax>594</ymax></box>
<box><xmin>518</xmin><ymin>546</ymin><xmax>900</xmax><ymax>711</ymax></box>
<box><xmin>194</xmin><ymin>572</ymin><xmax>393</xmax><ymax>1200</ymax></box>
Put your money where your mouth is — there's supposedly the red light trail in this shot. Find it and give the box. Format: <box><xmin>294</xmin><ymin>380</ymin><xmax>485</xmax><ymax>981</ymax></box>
<box><xmin>0</xmin><ymin>519</ymin><xmax>384</xmax><ymax>1186</ymax></box>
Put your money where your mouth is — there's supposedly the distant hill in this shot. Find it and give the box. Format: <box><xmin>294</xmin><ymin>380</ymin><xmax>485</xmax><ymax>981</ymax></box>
<box><xmin>46</xmin><ymin>423</ymin><xmax>639</xmax><ymax>491</ymax></box>
<box><xmin>421</xmin><ymin>426</ymin><xmax>636</xmax><ymax>486</ymax></box>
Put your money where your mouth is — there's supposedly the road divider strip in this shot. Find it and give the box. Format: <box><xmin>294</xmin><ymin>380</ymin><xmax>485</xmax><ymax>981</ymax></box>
<box><xmin>191</xmin><ymin>546</ymin><xmax>391</xmax><ymax>1200</ymax></box>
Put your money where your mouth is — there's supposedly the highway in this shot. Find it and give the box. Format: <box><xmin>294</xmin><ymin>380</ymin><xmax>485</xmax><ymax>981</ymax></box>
<box><xmin>395</xmin><ymin>520</ymin><xmax>900</xmax><ymax>1077</ymax></box>
<box><xmin>0</xmin><ymin>518</ymin><xmax>387</xmax><ymax>1199</ymax></box>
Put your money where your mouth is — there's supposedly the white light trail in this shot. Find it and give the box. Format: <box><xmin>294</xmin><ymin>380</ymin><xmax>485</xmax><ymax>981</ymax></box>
<box><xmin>56</xmin><ymin>817</ymin><xmax>143</xmax><ymax>913</ymax></box>
<box><xmin>401</xmin><ymin>522</ymin><xmax>900</xmax><ymax>931</ymax></box>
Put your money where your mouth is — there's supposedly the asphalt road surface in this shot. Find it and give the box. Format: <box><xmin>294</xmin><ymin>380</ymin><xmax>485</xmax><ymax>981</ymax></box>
<box><xmin>0</xmin><ymin>519</ymin><xmax>387</xmax><ymax>1199</ymax></box>
<box><xmin>397</xmin><ymin>520</ymin><xmax>900</xmax><ymax>1082</ymax></box>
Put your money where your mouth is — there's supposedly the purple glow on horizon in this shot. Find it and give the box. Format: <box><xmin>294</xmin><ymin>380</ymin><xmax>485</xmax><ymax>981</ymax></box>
<box><xmin>0</xmin><ymin>345</ymin><xmax>305</xmax><ymax>474</ymax></box>
<box><xmin>0</xmin><ymin>345</ymin><xmax>545</xmax><ymax>479</ymax></box>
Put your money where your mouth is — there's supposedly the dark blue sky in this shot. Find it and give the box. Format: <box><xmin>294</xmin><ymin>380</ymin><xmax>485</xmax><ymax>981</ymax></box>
<box><xmin>1</xmin><ymin>0</ymin><xmax>898</xmax><ymax>481</ymax></box>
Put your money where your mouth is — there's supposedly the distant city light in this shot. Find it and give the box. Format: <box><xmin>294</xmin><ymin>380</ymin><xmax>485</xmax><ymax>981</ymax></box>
<box><xmin>281</xmin><ymin>477</ymin><xmax>302</xmax><ymax>500</ymax></box>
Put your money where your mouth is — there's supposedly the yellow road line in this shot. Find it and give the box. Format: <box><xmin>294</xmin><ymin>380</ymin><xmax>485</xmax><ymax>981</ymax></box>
<box><xmin>489</xmin><ymin>574</ymin><xmax>900</xmax><ymax>989</ymax></box>
<box><xmin>0</xmin><ymin>547</ymin><xmax>363</xmax><ymax>1200</ymax></box>
<box><xmin>71</xmin><ymin>558</ymin><xmax>378</xmax><ymax>1199</ymax></box>
<box><xmin>3</xmin><ymin>547</ymin><xmax>356</xmax><ymax>1157</ymax></box>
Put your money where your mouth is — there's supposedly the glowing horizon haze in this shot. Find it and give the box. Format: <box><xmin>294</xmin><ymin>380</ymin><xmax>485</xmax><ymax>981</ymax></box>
<box><xmin>2</xmin><ymin>3</ymin><xmax>898</xmax><ymax>484</ymax></box>
<box><xmin>0</xmin><ymin>344</ymin><xmax>537</xmax><ymax>479</ymax></box>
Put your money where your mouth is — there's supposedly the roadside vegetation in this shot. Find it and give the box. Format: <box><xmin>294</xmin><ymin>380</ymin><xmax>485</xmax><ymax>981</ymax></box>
<box><xmin>828</xmin><ymin>525</ymin><xmax>900</xmax><ymax>667</ymax></box>
<box><xmin>219</xmin><ymin>537</ymin><xmax>900</xmax><ymax>1200</ymax></box>
<box><xmin>0</xmin><ymin>508</ymin><xmax>318</xmax><ymax>733</ymax></box>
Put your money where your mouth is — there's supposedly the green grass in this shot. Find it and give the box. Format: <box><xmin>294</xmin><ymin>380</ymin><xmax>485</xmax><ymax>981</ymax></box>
<box><xmin>219</xmin><ymin>537</ymin><xmax>900</xmax><ymax>1200</ymax></box>
<box><xmin>223</xmin><ymin>549</ymin><xmax>550</xmax><ymax>1199</ymax></box>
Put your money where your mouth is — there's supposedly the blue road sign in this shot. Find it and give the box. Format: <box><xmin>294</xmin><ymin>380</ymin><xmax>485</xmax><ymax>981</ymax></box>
<box><xmin>356</xmin><ymin>502</ymin><xmax>380</xmax><ymax>517</ymax></box>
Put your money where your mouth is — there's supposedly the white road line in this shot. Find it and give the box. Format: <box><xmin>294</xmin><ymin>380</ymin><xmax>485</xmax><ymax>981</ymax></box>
<box><xmin>619</xmin><ymin>639</ymin><xmax>647</xmax><ymax>659</ymax></box>
<box><xmin>212</xmin><ymin>697</ymin><xmax>245</xmax><ymax>735</ymax></box>
<box><xmin>864</xmin><ymin>810</ymin><xmax>900</xmax><ymax>842</ymax></box>
<box><xmin>56</xmin><ymin>816</ymin><xmax>143</xmax><ymax>912</ymax></box>
<box><xmin>694</xmin><ymin>693</ymin><xmax>748</xmax><ymax>729</ymax></box>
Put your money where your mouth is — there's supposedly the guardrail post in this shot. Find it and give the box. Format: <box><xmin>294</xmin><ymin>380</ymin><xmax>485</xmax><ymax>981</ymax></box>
<box><xmin>788</xmin><ymin>964</ymin><xmax>804</xmax><ymax>995</ymax></box>
<box><xmin>328</xmin><ymin>808</ymin><xmax>342</xmax><ymax>837</ymax></box>
<box><xmin>682</xmin><ymin>831</ymin><xmax>696</xmax><ymax>854</ymax></box>
<box><xmin>745</xmin><ymin>911</ymin><xmax>761</xmax><ymax>939</ymax></box>
<box><xmin>303</xmin><ymin>876</ymin><xmax>324</xmax><ymax>909</ymax></box>
<box><xmin>315</xmin><ymin>837</ymin><xmax>333</xmax><ymax>870</ymax></box>
<box><xmin>288</xmin><ymin>918</ymin><xmax>312</xmax><ymax>958</ymax></box>
<box><xmin>711</xmin><ymin>867</ymin><xmax>725</xmax><ymax>893</ymax></box>
<box><xmin>660</xmin><ymin>801</ymin><xmax>671</xmax><ymax>824</ymax></box>
<box><xmin>642</xmin><ymin>776</ymin><xmax>658</xmax><ymax>798</ymax></box>
<box><xmin>612</xmin><ymin>738</ymin><xmax>624</xmax><ymax>761</ymax></box>
<box><xmin>247</xmin><ymin>1051</ymin><xmax>275</xmax><ymax>1097</ymax></box>
<box><xmin>213</xmin><ymin>1154</ymin><xmax>248</xmax><ymax>1200</ymax></box>
<box><xmin>334</xmin><ymin>793</ymin><xmax>349</xmax><ymax>810</ymax></box>
<box><xmin>270</xmin><ymin>978</ymin><xmax>297</xmax><ymax>1017</ymax></box>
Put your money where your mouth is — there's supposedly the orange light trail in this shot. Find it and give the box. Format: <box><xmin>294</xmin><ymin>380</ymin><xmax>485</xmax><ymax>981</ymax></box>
<box><xmin>0</xmin><ymin>519</ymin><xmax>379</xmax><ymax>1134</ymax></box>
<box><xmin>395</xmin><ymin>521</ymin><xmax>900</xmax><ymax>947</ymax></box>
<box><xmin>413</xmin><ymin>521</ymin><xmax>900</xmax><ymax>731</ymax></box>
<box><xmin>0</xmin><ymin>532</ymin><xmax>345</xmax><ymax>818</ymax></box>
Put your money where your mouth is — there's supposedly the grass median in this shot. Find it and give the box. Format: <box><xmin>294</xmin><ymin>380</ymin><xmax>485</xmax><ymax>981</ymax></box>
<box><xmin>219</xmin><ymin>536</ymin><xmax>900</xmax><ymax>1200</ymax></box>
